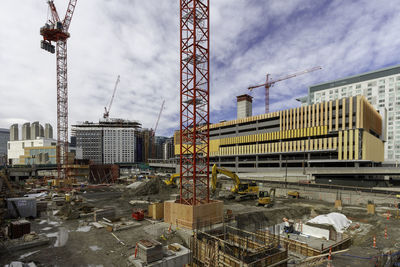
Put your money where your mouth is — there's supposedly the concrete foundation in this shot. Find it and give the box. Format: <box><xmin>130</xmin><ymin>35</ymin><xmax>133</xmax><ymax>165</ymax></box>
<box><xmin>128</xmin><ymin>243</ymin><xmax>191</xmax><ymax>267</ymax></box>
<box><xmin>164</xmin><ymin>200</ymin><xmax>223</xmax><ymax>230</ymax></box>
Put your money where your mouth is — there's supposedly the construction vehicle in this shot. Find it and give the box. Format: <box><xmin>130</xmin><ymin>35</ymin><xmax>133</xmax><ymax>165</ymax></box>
<box><xmin>164</xmin><ymin>173</ymin><xmax>180</xmax><ymax>186</ymax></box>
<box><xmin>257</xmin><ymin>188</ymin><xmax>276</xmax><ymax>207</ymax></box>
<box><xmin>288</xmin><ymin>191</ymin><xmax>300</xmax><ymax>198</ymax></box>
<box><xmin>211</xmin><ymin>164</ymin><xmax>259</xmax><ymax>201</ymax></box>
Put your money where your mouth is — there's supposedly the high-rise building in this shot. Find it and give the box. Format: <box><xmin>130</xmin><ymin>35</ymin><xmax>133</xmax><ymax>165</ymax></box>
<box><xmin>22</xmin><ymin>122</ymin><xmax>31</xmax><ymax>140</ymax></box>
<box><xmin>0</xmin><ymin>128</ymin><xmax>10</xmax><ymax>166</ymax></box>
<box><xmin>72</xmin><ymin>119</ymin><xmax>142</xmax><ymax>164</ymax></box>
<box><xmin>163</xmin><ymin>138</ymin><xmax>174</xmax><ymax>160</ymax></box>
<box><xmin>31</xmin><ymin>121</ymin><xmax>40</xmax><ymax>139</ymax></box>
<box><xmin>6</xmin><ymin>123</ymin><xmax>59</xmax><ymax>165</ymax></box>
<box><xmin>45</xmin><ymin>123</ymin><xmax>53</xmax><ymax>139</ymax></box>
<box><xmin>154</xmin><ymin>136</ymin><xmax>170</xmax><ymax>159</ymax></box>
<box><xmin>236</xmin><ymin>94</ymin><xmax>253</xmax><ymax>119</ymax></box>
<box><xmin>10</xmin><ymin>124</ymin><xmax>18</xmax><ymax>141</ymax></box>
<box><xmin>39</xmin><ymin>124</ymin><xmax>45</xmax><ymax>137</ymax></box>
<box><xmin>304</xmin><ymin>65</ymin><xmax>400</xmax><ymax>163</ymax></box>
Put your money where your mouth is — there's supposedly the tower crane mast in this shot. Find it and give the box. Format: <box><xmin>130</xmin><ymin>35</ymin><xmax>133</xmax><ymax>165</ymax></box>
<box><xmin>248</xmin><ymin>66</ymin><xmax>322</xmax><ymax>113</ymax></box>
<box><xmin>40</xmin><ymin>0</ymin><xmax>78</xmax><ymax>181</ymax></box>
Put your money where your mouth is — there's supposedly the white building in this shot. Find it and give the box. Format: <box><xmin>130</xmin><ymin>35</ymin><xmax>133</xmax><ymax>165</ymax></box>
<box><xmin>7</xmin><ymin>137</ymin><xmax>57</xmax><ymax>165</ymax></box>
<box><xmin>103</xmin><ymin>127</ymin><xmax>136</xmax><ymax>164</ymax></box>
<box><xmin>72</xmin><ymin>119</ymin><xmax>142</xmax><ymax>164</ymax></box>
<box><xmin>305</xmin><ymin>65</ymin><xmax>400</xmax><ymax>163</ymax></box>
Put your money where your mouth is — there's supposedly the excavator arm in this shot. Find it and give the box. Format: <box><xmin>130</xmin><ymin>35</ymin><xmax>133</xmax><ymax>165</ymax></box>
<box><xmin>164</xmin><ymin>173</ymin><xmax>180</xmax><ymax>186</ymax></box>
<box><xmin>211</xmin><ymin>164</ymin><xmax>241</xmax><ymax>193</ymax></box>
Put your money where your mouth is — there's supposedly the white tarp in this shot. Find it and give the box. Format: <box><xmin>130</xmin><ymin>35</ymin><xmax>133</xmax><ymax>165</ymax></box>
<box><xmin>307</xmin><ymin>212</ymin><xmax>352</xmax><ymax>233</ymax></box>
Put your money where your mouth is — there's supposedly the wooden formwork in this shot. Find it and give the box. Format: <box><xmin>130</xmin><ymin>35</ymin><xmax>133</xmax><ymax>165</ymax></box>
<box><xmin>164</xmin><ymin>200</ymin><xmax>223</xmax><ymax>230</ymax></box>
<box><xmin>257</xmin><ymin>230</ymin><xmax>352</xmax><ymax>257</ymax></box>
<box><xmin>191</xmin><ymin>226</ymin><xmax>288</xmax><ymax>267</ymax></box>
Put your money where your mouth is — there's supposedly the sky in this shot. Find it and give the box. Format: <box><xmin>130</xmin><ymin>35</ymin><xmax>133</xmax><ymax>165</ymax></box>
<box><xmin>1</xmin><ymin>0</ymin><xmax>400</xmax><ymax>137</ymax></box>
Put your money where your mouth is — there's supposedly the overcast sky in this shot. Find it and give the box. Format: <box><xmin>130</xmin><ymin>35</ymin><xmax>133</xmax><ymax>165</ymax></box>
<box><xmin>1</xmin><ymin>0</ymin><xmax>400</xmax><ymax>137</ymax></box>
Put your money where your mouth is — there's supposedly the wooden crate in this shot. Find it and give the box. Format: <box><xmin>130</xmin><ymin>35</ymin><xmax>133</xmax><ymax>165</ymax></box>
<box><xmin>164</xmin><ymin>200</ymin><xmax>223</xmax><ymax>229</ymax></box>
<box><xmin>148</xmin><ymin>202</ymin><xmax>164</xmax><ymax>220</ymax></box>
<box><xmin>367</xmin><ymin>203</ymin><xmax>375</xmax><ymax>214</ymax></box>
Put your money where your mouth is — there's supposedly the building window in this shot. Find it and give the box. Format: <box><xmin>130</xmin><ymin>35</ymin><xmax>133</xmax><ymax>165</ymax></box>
<box><xmin>356</xmin><ymin>84</ymin><xmax>361</xmax><ymax>89</ymax></box>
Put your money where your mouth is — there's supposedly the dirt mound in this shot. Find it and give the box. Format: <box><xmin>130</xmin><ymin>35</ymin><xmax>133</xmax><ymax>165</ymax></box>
<box><xmin>235</xmin><ymin>206</ymin><xmax>312</xmax><ymax>231</ymax></box>
<box><xmin>122</xmin><ymin>177</ymin><xmax>175</xmax><ymax>200</ymax></box>
<box><xmin>57</xmin><ymin>202</ymin><xmax>94</xmax><ymax>220</ymax></box>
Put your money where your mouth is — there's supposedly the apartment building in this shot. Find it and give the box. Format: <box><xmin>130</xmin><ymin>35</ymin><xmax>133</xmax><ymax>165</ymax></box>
<box><xmin>306</xmin><ymin>65</ymin><xmax>400</xmax><ymax>163</ymax></box>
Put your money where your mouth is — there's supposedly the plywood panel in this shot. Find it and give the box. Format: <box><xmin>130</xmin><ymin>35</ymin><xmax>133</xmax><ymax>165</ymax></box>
<box><xmin>362</xmin><ymin>131</ymin><xmax>384</xmax><ymax>162</ymax></box>
<box><xmin>312</xmin><ymin>104</ymin><xmax>315</xmax><ymax>127</ymax></box>
<box><xmin>335</xmin><ymin>99</ymin><xmax>339</xmax><ymax>131</ymax></box>
<box><xmin>354</xmin><ymin>129</ymin><xmax>359</xmax><ymax>160</ymax></box>
<box><xmin>342</xmin><ymin>98</ymin><xmax>346</xmax><ymax>130</ymax></box>
<box><xmin>349</xmin><ymin>97</ymin><xmax>353</xmax><ymax>129</ymax></box>
<box><xmin>343</xmin><ymin>130</ymin><xmax>348</xmax><ymax>160</ymax></box>
<box><xmin>338</xmin><ymin>131</ymin><xmax>342</xmax><ymax>160</ymax></box>
<box><xmin>349</xmin><ymin>129</ymin><xmax>353</xmax><ymax>160</ymax></box>
<box><xmin>325</xmin><ymin>102</ymin><xmax>328</xmax><ymax>127</ymax></box>
<box><xmin>300</xmin><ymin>106</ymin><xmax>304</xmax><ymax>129</ymax></box>
<box><xmin>329</xmin><ymin>101</ymin><xmax>333</xmax><ymax>132</ymax></box>
<box><xmin>356</xmin><ymin>95</ymin><xmax>360</xmax><ymax>129</ymax></box>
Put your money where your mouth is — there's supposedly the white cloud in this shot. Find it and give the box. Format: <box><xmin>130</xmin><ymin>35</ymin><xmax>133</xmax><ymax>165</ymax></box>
<box><xmin>0</xmin><ymin>0</ymin><xmax>400</xmax><ymax>137</ymax></box>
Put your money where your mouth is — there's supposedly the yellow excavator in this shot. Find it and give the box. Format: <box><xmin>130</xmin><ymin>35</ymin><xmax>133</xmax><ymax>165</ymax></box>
<box><xmin>211</xmin><ymin>164</ymin><xmax>258</xmax><ymax>201</ymax></box>
<box><xmin>257</xmin><ymin>188</ymin><xmax>276</xmax><ymax>207</ymax></box>
<box><xmin>163</xmin><ymin>173</ymin><xmax>180</xmax><ymax>186</ymax></box>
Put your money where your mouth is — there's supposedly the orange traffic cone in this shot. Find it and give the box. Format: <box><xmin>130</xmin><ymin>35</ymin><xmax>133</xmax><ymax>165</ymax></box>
<box><xmin>134</xmin><ymin>242</ymin><xmax>138</xmax><ymax>258</ymax></box>
<box><xmin>373</xmin><ymin>236</ymin><xmax>376</xmax><ymax>248</ymax></box>
<box><xmin>328</xmin><ymin>247</ymin><xmax>332</xmax><ymax>260</ymax></box>
<box><xmin>384</xmin><ymin>227</ymin><xmax>388</xmax><ymax>239</ymax></box>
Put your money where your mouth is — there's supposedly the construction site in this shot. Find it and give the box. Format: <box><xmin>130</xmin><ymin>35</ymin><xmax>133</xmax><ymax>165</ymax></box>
<box><xmin>1</xmin><ymin>1</ymin><xmax>400</xmax><ymax>267</ymax></box>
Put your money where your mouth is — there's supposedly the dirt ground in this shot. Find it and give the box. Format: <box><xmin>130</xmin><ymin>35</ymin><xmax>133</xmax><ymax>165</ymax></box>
<box><xmin>2</xmin><ymin>181</ymin><xmax>400</xmax><ymax>266</ymax></box>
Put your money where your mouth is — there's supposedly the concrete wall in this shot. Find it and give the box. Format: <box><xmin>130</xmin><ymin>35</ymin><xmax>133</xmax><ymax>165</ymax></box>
<box><xmin>302</xmin><ymin>224</ymin><xmax>330</xmax><ymax>240</ymax></box>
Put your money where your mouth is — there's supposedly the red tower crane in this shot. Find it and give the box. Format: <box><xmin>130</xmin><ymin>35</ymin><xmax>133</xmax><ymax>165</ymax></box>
<box><xmin>179</xmin><ymin>0</ymin><xmax>210</xmax><ymax>205</ymax></box>
<box><xmin>104</xmin><ymin>75</ymin><xmax>121</xmax><ymax>119</ymax></box>
<box><xmin>248</xmin><ymin>66</ymin><xmax>322</xmax><ymax>114</ymax></box>
<box><xmin>40</xmin><ymin>0</ymin><xmax>78</xmax><ymax>180</ymax></box>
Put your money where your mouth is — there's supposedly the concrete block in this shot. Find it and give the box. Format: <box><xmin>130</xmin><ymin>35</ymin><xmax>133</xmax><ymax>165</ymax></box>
<box><xmin>128</xmin><ymin>243</ymin><xmax>191</xmax><ymax>267</ymax></box>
